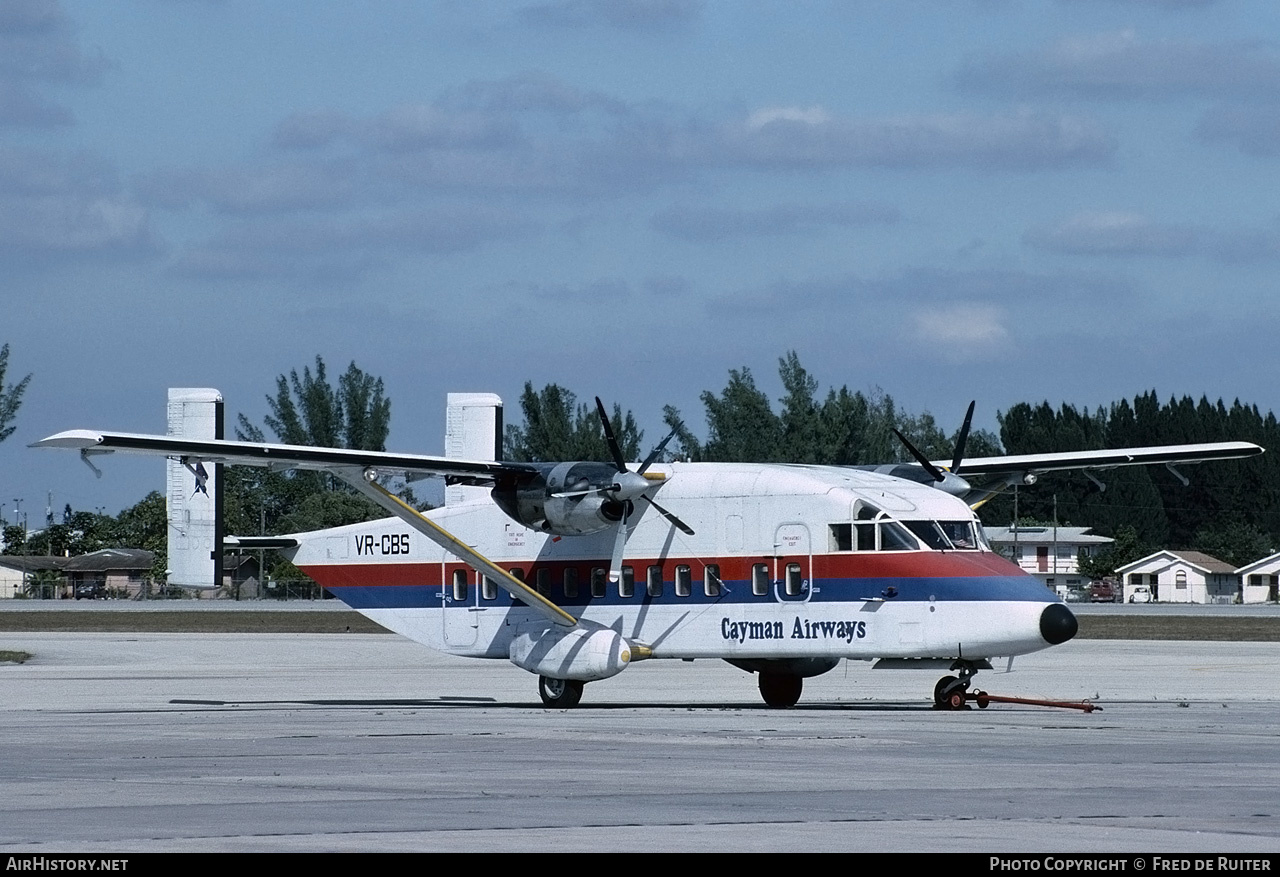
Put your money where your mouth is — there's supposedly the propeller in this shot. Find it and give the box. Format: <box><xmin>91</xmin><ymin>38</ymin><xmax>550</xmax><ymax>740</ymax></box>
<box><xmin>595</xmin><ymin>397</ymin><xmax>694</xmax><ymax>582</ymax></box>
<box><xmin>892</xmin><ymin>400</ymin><xmax>976</xmax><ymax>499</ymax></box>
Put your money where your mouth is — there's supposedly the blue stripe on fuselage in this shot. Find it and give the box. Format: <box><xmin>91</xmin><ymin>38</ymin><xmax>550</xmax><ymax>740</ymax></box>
<box><xmin>327</xmin><ymin>574</ymin><xmax>1056</xmax><ymax>610</ymax></box>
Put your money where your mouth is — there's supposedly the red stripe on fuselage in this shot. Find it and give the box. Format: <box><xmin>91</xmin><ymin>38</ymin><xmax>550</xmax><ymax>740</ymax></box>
<box><xmin>300</xmin><ymin>550</ymin><xmax>1025</xmax><ymax>590</ymax></box>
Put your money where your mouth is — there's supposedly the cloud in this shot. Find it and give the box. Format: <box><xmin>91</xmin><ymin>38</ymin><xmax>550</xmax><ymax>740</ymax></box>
<box><xmin>716</xmin><ymin>108</ymin><xmax>1115</xmax><ymax>170</ymax></box>
<box><xmin>517</xmin><ymin>0</ymin><xmax>702</xmax><ymax>32</ymax></box>
<box><xmin>0</xmin><ymin>0</ymin><xmax>109</xmax><ymax>128</ymax></box>
<box><xmin>651</xmin><ymin>201</ymin><xmax>899</xmax><ymax>242</ymax></box>
<box><xmin>0</xmin><ymin>193</ymin><xmax>155</xmax><ymax>261</ymax></box>
<box><xmin>1196</xmin><ymin>104</ymin><xmax>1280</xmax><ymax>156</ymax></box>
<box><xmin>1024</xmin><ymin>211</ymin><xmax>1280</xmax><ymax>262</ymax></box>
<box><xmin>0</xmin><ymin>81</ymin><xmax>71</xmax><ymax>127</ymax></box>
<box><xmin>442</xmin><ymin>71</ymin><xmax>627</xmax><ymax>117</ymax></box>
<box><xmin>138</xmin><ymin>160</ymin><xmax>360</xmax><ymax>214</ymax></box>
<box><xmin>1024</xmin><ymin>212</ymin><xmax>1199</xmax><ymax>256</ymax></box>
<box><xmin>958</xmin><ymin>31</ymin><xmax>1280</xmax><ymax>100</ymax></box>
<box><xmin>170</xmin><ymin>206</ymin><xmax>535</xmax><ymax>281</ymax></box>
<box><xmin>0</xmin><ymin>146</ymin><xmax>156</xmax><ymax>262</ymax></box>
<box><xmin>911</xmin><ymin>304</ymin><xmax>1011</xmax><ymax>357</ymax></box>
<box><xmin>746</xmin><ymin>106</ymin><xmax>830</xmax><ymax>129</ymax></box>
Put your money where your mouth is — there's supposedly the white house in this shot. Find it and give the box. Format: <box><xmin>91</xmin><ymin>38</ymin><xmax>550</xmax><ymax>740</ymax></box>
<box><xmin>1233</xmin><ymin>554</ymin><xmax>1280</xmax><ymax>604</ymax></box>
<box><xmin>1115</xmin><ymin>550</ymin><xmax>1238</xmax><ymax>604</ymax></box>
<box><xmin>983</xmin><ymin>526</ymin><xmax>1113</xmax><ymax>594</ymax></box>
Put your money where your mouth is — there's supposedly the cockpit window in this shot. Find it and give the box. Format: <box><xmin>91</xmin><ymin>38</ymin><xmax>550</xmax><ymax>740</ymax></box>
<box><xmin>879</xmin><ymin>519</ymin><xmax>918</xmax><ymax>551</ymax></box>
<box><xmin>904</xmin><ymin>520</ymin><xmax>951</xmax><ymax>550</ymax></box>
<box><xmin>939</xmin><ymin>520</ymin><xmax>979</xmax><ymax>550</ymax></box>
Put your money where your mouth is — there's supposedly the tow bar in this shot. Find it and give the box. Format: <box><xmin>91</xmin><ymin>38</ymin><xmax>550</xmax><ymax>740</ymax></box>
<box><xmin>963</xmin><ymin>689</ymin><xmax>1100</xmax><ymax>713</ymax></box>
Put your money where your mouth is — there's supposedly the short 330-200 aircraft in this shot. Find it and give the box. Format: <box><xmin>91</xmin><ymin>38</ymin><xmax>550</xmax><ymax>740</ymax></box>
<box><xmin>34</xmin><ymin>390</ymin><xmax>1263</xmax><ymax>709</ymax></box>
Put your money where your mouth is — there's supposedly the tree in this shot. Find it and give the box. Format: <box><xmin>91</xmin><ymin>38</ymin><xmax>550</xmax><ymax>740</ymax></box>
<box><xmin>0</xmin><ymin>343</ymin><xmax>31</xmax><ymax>443</ymax></box>
<box><xmin>228</xmin><ymin>357</ymin><xmax>392</xmax><ymax>546</ymax></box>
<box><xmin>1078</xmin><ymin>524</ymin><xmax>1150</xmax><ymax>580</ymax></box>
<box><xmin>504</xmin><ymin>382</ymin><xmax>642</xmax><ymax>463</ymax></box>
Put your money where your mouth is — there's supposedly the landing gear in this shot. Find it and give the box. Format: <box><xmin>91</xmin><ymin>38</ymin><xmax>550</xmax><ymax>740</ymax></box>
<box><xmin>933</xmin><ymin>662</ymin><xmax>980</xmax><ymax>710</ymax></box>
<box><xmin>758</xmin><ymin>671</ymin><xmax>803</xmax><ymax>708</ymax></box>
<box><xmin>538</xmin><ymin>675</ymin><xmax>584</xmax><ymax>709</ymax></box>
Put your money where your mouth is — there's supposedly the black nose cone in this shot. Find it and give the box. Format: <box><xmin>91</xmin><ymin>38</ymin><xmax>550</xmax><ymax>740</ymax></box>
<box><xmin>1040</xmin><ymin>603</ymin><xmax>1078</xmax><ymax>645</ymax></box>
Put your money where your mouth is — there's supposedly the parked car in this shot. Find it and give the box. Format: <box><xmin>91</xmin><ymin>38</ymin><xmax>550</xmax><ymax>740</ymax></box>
<box><xmin>1128</xmin><ymin>585</ymin><xmax>1153</xmax><ymax>603</ymax></box>
<box><xmin>74</xmin><ymin>582</ymin><xmax>105</xmax><ymax>600</ymax></box>
<box><xmin>1089</xmin><ymin>580</ymin><xmax>1118</xmax><ymax>603</ymax></box>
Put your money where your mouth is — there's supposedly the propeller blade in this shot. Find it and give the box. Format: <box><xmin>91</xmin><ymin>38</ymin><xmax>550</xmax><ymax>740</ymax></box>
<box><xmin>608</xmin><ymin>515</ymin><xmax>628</xmax><ymax>583</ymax></box>
<box><xmin>642</xmin><ymin>495</ymin><xmax>695</xmax><ymax>536</ymax></box>
<box><xmin>638</xmin><ymin>421</ymin><xmax>681</xmax><ymax>474</ymax></box>
<box><xmin>893</xmin><ymin>428</ymin><xmax>945</xmax><ymax>483</ymax></box>
<box><xmin>951</xmin><ymin>401</ymin><xmax>975</xmax><ymax>474</ymax></box>
<box><xmin>595</xmin><ymin>396</ymin><xmax>628</xmax><ymax>472</ymax></box>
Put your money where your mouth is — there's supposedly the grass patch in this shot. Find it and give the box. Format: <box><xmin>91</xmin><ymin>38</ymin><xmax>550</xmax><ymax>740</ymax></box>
<box><xmin>0</xmin><ymin>650</ymin><xmax>32</xmax><ymax>664</ymax></box>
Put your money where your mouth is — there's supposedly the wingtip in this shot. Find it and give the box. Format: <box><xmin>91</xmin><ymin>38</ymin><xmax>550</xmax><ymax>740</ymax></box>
<box><xmin>29</xmin><ymin>429</ymin><xmax>104</xmax><ymax>449</ymax></box>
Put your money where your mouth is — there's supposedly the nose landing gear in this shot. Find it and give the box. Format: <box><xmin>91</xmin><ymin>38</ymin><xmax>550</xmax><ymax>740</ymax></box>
<box><xmin>933</xmin><ymin>661</ymin><xmax>1100</xmax><ymax>712</ymax></box>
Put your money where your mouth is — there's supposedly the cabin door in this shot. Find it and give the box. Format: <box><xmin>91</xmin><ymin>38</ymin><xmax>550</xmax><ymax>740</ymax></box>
<box><xmin>441</xmin><ymin>556</ymin><xmax>479</xmax><ymax>647</ymax></box>
<box><xmin>773</xmin><ymin>523</ymin><xmax>812</xmax><ymax>604</ymax></box>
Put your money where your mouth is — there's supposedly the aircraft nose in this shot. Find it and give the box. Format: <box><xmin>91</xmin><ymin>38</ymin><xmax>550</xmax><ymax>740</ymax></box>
<box><xmin>1039</xmin><ymin>603</ymin><xmax>1078</xmax><ymax>645</ymax></box>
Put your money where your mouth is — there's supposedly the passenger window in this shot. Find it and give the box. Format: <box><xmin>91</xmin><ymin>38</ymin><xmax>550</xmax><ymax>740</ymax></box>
<box><xmin>675</xmin><ymin>564</ymin><xmax>692</xmax><ymax>597</ymax></box>
<box><xmin>647</xmin><ymin>565</ymin><xmax>663</xmax><ymax>597</ymax></box>
<box><xmin>786</xmin><ymin>563</ymin><xmax>804</xmax><ymax>596</ymax></box>
<box><xmin>620</xmin><ymin>566</ymin><xmax>634</xmax><ymax>598</ymax></box>
<box><xmin>563</xmin><ymin>567</ymin><xmax>578</xmax><ymax>599</ymax></box>
<box><xmin>452</xmin><ymin>569</ymin><xmax>468</xmax><ymax>602</ymax></box>
<box><xmin>482</xmin><ymin>576</ymin><xmax>497</xmax><ymax>601</ymax></box>
<box><xmin>704</xmin><ymin>564</ymin><xmax>721</xmax><ymax>597</ymax></box>
<box><xmin>536</xmin><ymin>567</ymin><xmax>551</xmax><ymax>597</ymax></box>
<box><xmin>752</xmin><ymin>563</ymin><xmax>769</xmax><ymax>596</ymax></box>
<box><xmin>591</xmin><ymin>568</ymin><xmax>607</xmax><ymax>598</ymax></box>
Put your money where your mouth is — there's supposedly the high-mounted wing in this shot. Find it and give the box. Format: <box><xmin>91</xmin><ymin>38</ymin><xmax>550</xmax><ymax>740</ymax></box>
<box><xmin>929</xmin><ymin>441</ymin><xmax>1263</xmax><ymax>479</ymax></box>
<box><xmin>32</xmin><ymin>429</ymin><xmax>580</xmax><ymax>627</ymax></box>
<box><xmin>922</xmin><ymin>440</ymin><xmax>1265</xmax><ymax>507</ymax></box>
<box><xmin>32</xmin><ymin>429</ymin><xmax>539</xmax><ymax>486</ymax></box>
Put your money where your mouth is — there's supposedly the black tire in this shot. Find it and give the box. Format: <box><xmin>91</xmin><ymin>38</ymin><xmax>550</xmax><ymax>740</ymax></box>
<box><xmin>758</xmin><ymin>671</ymin><xmax>803</xmax><ymax>708</ymax></box>
<box><xmin>934</xmin><ymin>675</ymin><xmax>959</xmax><ymax>708</ymax></box>
<box><xmin>538</xmin><ymin>676</ymin><xmax>584</xmax><ymax>708</ymax></box>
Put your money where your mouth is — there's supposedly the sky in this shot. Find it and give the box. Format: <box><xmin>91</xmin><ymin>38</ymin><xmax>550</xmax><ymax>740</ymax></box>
<box><xmin>4</xmin><ymin>0</ymin><xmax>1280</xmax><ymax>521</ymax></box>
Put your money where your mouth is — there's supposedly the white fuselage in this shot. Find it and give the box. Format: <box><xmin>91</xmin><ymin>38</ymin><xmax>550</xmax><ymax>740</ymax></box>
<box><xmin>288</xmin><ymin>463</ymin><xmax>1067</xmax><ymax>666</ymax></box>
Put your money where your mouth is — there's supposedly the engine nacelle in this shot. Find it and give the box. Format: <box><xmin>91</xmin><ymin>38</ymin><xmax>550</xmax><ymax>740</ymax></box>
<box><xmin>491</xmin><ymin>461</ymin><xmax>633</xmax><ymax>536</ymax></box>
<box><xmin>509</xmin><ymin>623</ymin><xmax>635</xmax><ymax>682</ymax></box>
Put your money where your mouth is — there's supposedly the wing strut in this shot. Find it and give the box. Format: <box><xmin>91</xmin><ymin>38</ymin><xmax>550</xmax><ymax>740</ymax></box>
<box><xmin>339</xmin><ymin>467</ymin><xmax>578</xmax><ymax>629</ymax></box>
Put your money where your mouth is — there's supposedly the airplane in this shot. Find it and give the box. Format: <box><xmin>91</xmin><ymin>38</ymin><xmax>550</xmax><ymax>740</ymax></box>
<box><xmin>33</xmin><ymin>389</ymin><xmax>1264</xmax><ymax>710</ymax></box>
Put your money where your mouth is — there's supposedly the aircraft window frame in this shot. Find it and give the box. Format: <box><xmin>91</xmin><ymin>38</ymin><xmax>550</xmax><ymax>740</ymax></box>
<box><xmin>591</xmin><ymin>568</ymin><xmax>607</xmax><ymax>598</ymax></box>
<box><xmin>451</xmin><ymin>569</ymin><xmax>468</xmax><ymax>602</ymax></box>
<box><xmin>752</xmin><ymin>563</ymin><xmax>769</xmax><ymax>596</ymax></box>
<box><xmin>704</xmin><ymin>564</ymin><xmax>721</xmax><ymax>597</ymax></box>
<box><xmin>620</xmin><ymin>566</ymin><xmax>634</xmax><ymax>598</ymax></box>
<box><xmin>675</xmin><ymin>564</ymin><xmax>692</xmax><ymax>597</ymax></box>
<box><xmin>482</xmin><ymin>576</ymin><xmax>497</xmax><ymax>601</ymax></box>
<box><xmin>508</xmin><ymin>567</ymin><xmax>524</xmax><ymax>602</ymax></box>
<box><xmin>536</xmin><ymin>567</ymin><xmax>552</xmax><ymax>597</ymax></box>
<box><xmin>647</xmin><ymin>565</ymin><xmax>663</xmax><ymax>597</ymax></box>
<box><xmin>563</xmin><ymin>567</ymin><xmax>578</xmax><ymax>599</ymax></box>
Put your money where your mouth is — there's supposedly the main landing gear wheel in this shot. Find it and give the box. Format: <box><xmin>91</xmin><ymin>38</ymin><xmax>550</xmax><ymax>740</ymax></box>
<box><xmin>758</xmin><ymin>672</ymin><xmax>803</xmax><ymax>708</ymax></box>
<box><xmin>538</xmin><ymin>676</ymin><xmax>584</xmax><ymax>709</ymax></box>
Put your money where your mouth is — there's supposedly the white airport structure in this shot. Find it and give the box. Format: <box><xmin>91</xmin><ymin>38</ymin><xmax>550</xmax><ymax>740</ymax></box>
<box><xmin>983</xmin><ymin>526</ymin><xmax>1113</xmax><ymax>594</ymax></box>
<box><xmin>1232</xmin><ymin>554</ymin><xmax>1280</xmax><ymax>604</ymax></box>
<box><xmin>1115</xmin><ymin>550</ymin><xmax>1238</xmax><ymax>604</ymax></box>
